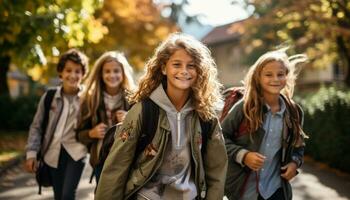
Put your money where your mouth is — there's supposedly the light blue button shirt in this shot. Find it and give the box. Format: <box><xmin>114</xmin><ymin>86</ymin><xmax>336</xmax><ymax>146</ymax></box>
<box><xmin>258</xmin><ymin>97</ymin><xmax>286</xmax><ymax>199</ymax></box>
<box><xmin>240</xmin><ymin>98</ymin><xmax>286</xmax><ymax>200</ymax></box>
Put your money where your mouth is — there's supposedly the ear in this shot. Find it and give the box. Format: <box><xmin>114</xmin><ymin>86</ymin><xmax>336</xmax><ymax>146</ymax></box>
<box><xmin>161</xmin><ymin>66</ymin><xmax>166</xmax><ymax>75</ymax></box>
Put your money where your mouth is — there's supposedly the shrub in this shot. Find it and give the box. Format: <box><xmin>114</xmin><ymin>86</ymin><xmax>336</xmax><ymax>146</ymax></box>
<box><xmin>297</xmin><ymin>86</ymin><xmax>350</xmax><ymax>173</ymax></box>
<box><xmin>0</xmin><ymin>94</ymin><xmax>40</xmax><ymax>131</ymax></box>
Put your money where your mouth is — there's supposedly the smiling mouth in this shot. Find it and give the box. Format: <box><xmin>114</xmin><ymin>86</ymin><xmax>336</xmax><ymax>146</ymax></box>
<box><xmin>175</xmin><ymin>77</ymin><xmax>192</xmax><ymax>81</ymax></box>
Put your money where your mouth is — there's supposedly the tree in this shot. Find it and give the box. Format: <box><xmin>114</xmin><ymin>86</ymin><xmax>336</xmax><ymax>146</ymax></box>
<box><xmin>85</xmin><ymin>0</ymin><xmax>178</xmax><ymax>70</ymax></box>
<box><xmin>235</xmin><ymin>0</ymin><xmax>350</xmax><ymax>86</ymax></box>
<box><xmin>0</xmin><ymin>0</ymin><xmax>107</xmax><ymax>95</ymax></box>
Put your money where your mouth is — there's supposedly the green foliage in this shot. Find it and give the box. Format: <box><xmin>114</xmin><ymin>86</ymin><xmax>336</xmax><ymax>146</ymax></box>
<box><xmin>237</xmin><ymin>0</ymin><xmax>350</xmax><ymax>85</ymax></box>
<box><xmin>0</xmin><ymin>94</ymin><xmax>40</xmax><ymax>131</ymax></box>
<box><xmin>0</xmin><ymin>0</ymin><xmax>107</xmax><ymax>94</ymax></box>
<box><xmin>298</xmin><ymin>86</ymin><xmax>350</xmax><ymax>172</ymax></box>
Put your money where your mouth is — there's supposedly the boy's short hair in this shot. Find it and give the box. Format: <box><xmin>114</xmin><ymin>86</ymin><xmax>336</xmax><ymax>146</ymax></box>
<box><xmin>57</xmin><ymin>49</ymin><xmax>89</xmax><ymax>75</ymax></box>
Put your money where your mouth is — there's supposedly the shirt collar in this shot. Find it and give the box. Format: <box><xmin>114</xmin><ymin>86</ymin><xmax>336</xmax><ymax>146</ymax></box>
<box><xmin>264</xmin><ymin>96</ymin><xmax>286</xmax><ymax>116</ymax></box>
<box><xmin>54</xmin><ymin>85</ymin><xmax>83</xmax><ymax>100</ymax></box>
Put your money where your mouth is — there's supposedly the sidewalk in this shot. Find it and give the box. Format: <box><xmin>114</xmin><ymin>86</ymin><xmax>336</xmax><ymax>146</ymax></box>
<box><xmin>292</xmin><ymin>158</ymin><xmax>350</xmax><ymax>200</ymax></box>
<box><xmin>0</xmin><ymin>159</ymin><xmax>349</xmax><ymax>199</ymax></box>
<box><xmin>0</xmin><ymin>160</ymin><xmax>95</xmax><ymax>200</ymax></box>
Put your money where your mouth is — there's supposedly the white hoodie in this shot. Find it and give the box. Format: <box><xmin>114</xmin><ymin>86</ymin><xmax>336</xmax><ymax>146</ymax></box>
<box><xmin>138</xmin><ymin>85</ymin><xmax>197</xmax><ymax>200</ymax></box>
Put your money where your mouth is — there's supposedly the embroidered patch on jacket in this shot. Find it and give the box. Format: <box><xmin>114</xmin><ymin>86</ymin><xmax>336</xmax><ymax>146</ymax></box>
<box><xmin>144</xmin><ymin>143</ymin><xmax>158</xmax><ymax>157</ymax></box>
<box><xmin>119</xmin><ymin>121</ymin><xmax>134</xmax><ymax>142</ymax></box>
<box><xmin>214</xmin><ymin>131</ymin><xmax>224</xmax><ymax>141</ymax></box>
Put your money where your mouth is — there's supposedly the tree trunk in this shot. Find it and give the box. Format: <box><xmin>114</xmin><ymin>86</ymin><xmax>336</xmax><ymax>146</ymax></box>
<box><xmin>0</xmin><ymin>55</ymin><xmax>10</xmax><ymax>96</ymax></box>
<box><xmin>336</xmin><ymin>36</ymin><xmax>350</xmax><ymax>86</ymax></box>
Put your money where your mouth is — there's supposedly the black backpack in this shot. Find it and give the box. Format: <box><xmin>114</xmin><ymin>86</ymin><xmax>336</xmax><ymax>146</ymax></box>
<box><xmin>36</xmin><ymin>88</ymin><xmax>56</xmax><ymax>194</ymax></box>
<box><xmin>96</xmin><ymin>98</ymin><xmax>213</xmax><ymax>181</ymax></box>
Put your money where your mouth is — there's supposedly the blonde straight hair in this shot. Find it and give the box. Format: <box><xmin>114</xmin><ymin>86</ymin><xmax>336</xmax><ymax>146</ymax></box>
<box><xmin>243</xmin><ymin>48</ymin><xmax>307</xmax><ymax>142</ymax></box>
<box><xmin>80</xmin><ymin>51</ymin><xmax>135</xmax><ymax>124</ymax></box>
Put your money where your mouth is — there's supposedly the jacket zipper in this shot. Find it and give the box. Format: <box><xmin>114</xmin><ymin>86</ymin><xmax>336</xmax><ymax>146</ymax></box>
<box><xmin>177</xmin><ymin>112</ymin><xmax>181</xmax><ymax>148</ymax></box>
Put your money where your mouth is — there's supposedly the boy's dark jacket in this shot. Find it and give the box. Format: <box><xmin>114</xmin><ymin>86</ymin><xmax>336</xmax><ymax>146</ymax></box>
<box><xmin>76</xmin><ymin>90</ymin><xmax>130</xmax><ymax>167</ymax></box>
<box><xmin>221</xmin><ymin>97</ymin><xmax>305</xmax><ymax>200</ymax></box>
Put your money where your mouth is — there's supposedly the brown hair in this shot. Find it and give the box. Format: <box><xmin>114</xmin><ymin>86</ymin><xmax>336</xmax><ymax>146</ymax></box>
<box><xmin>57</xmin><ymin>49</ymin><xmax>89</xmax><ymax>76</ymax></box>
<box><xmin>130</xmin><ymin>33</ymin><xmax>223</xmax><ymax>121</ymax></box>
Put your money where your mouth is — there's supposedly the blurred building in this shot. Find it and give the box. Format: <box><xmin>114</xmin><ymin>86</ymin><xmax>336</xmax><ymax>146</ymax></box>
<box><xmin>202</xmin><ymin>19</ymin><xmax>344</xmax><ymax>89</ymax></box>
<box><xmin>7</xmin><ymin>69</ymin><xmax>30</xmax><ymax>98</ymax></box>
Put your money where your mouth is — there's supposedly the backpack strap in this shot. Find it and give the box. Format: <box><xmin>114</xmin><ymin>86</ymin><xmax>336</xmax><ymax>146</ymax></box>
<box><xmin>135</xmin><ymin>98</ymin><xmax>160</xmax><ymax>156</ymax></box>
<box><xmin>136</xmin><ymin>98</ymin><xmax>214</xmax><ymax>156</ymax></box>
<box><xmin>199</xmin><ymin>118</ymin><xmax>213</xmax><ymax>155</ymax></box>
<box><xmin>39</xmin><ymin>88</ymin><xmax>56</xmax><ymax>157</ymax></box>
<box><xmin>37</xmin><ymin>88</ymin><xmax>56</xmax><ymax>195</ymax></box>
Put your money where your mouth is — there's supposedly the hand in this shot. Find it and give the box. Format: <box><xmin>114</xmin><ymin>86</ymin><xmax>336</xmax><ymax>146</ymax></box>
<box><xmin>115</xmin><ymin>110</ymin><xmax>127</xmax><ymax>123</ymax></box>
<box><xmin>243</xmin><ymin>152</ymin><xmax>266</xmax><ymax>171</ymax></box>
<box><xmin>25</xmin><ymin>158</ymin><xmax>37</xmax><ymax>173</ymax></box>
<box><xmin>89</xmin><ymin>123</ymin><xmax>107</xmax><ymax>139</ymax></box>
<box><xmin>281</xmin><ymin>162</ymin><xmax>298</xmax><ymax>181</ymax></box>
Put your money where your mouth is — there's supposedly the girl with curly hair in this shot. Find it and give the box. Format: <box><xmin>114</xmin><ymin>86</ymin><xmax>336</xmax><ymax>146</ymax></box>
<box><xmin>95</xmin><ymin>33</ymin><xmax>228</xmax><ymax>200</ymax></box>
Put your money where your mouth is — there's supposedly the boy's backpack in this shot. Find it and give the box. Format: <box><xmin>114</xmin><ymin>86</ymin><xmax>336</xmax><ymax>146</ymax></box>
<box><xmin>36</xmin><ymin>88</ymin><xmax>56</xmax><ymax>194</ymax></box>
<box><xmin>96</xmin><ymin>97</ymin><xmax>213</xmax><ymax>182</ymax></box>
<box><xmin>219</xmin><ymin>87</ymin><xmax>244</xmax><ymax>122</ymax></box>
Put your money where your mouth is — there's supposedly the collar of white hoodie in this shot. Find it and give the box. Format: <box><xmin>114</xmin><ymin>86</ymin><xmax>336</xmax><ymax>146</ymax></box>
<box><xmin>149</xmin><ymin>84</ymin><xmax>194</xmax><ymax>115</ymax></box>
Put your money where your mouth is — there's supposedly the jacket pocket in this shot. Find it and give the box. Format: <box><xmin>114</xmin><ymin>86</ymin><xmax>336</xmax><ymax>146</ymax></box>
<box><xmin>126</xmin><ymin>167</ymin><xmax>147</xmax><ymax>193</ymax></box>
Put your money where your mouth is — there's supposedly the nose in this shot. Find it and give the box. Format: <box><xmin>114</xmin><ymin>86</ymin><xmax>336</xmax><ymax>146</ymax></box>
<box><xmin>180</xmin><ymin>65</ymin><xmax>189</xmax><ymax>75</ymax></box>
<box><xmin>272</xmin><ymin>75</ymin><xmax>280</xmax><ymax>81</ymax></box>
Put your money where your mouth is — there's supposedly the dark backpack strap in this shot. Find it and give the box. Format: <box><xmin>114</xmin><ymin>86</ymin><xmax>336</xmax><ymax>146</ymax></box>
<box><xmin>199</xmin><ymin>118</ymin><xmax>213</xmax><ymax>155</ymax></box>
<box><xmin>135</xmin><ymin>98</ymin><xmax>159</xmax><ymax>156</ymax></box>
<box><xmin>38</xmin><ymin>89</ymin><xmax>56</xmax><ymax>157</ymax></box>
<box><xmin>41</xmin><ymin>89</ymin><xmax>56</xmax><ymax>139</ymax></box>
<box><xmin>37</xmin><ymin>89</ymin><xmax>56</xmax><ymax>195</ymax></box>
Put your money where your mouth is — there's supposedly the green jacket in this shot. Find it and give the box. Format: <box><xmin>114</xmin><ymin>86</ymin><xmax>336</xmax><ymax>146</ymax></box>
<box><xmin>221</xmin><ymin>98</ymin><xmax>305</xmax><ymax>200</ymax></box>
<box><xmin>95</xmin><ymin>101</ymin><xmax>228</xmax><ymax>200</ymax></box>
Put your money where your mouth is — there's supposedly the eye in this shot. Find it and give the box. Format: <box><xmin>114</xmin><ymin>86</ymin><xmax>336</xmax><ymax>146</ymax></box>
<box><xmin>173</xmin><ymin>63</ymin><xmax>181</xmax><ymax>67</ymax></box>
<box><xmin>187</xmin><ymin>64</ymin><xmax>195</xmax><ymax>69</ymax></box>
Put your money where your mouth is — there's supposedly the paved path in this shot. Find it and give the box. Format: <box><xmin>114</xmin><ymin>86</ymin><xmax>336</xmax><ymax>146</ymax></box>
<box><xmin>0</xmin><ymin>161</ymin><xmax>349</xmax><ymax>200</ymax></box>
<box><xmin>0</xmin><ymin>163</ymin><xmax>95</xmax><ymax>200</ymax></box>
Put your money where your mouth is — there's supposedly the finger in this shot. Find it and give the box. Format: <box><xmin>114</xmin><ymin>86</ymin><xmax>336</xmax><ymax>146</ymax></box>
<box><xmin>256</xmin><ymin>153</ymin><xmax>266</xmax><ymax>159</ymax></box>
<box><xmin>281</xmin><ymin>173</ymin><xmax>287</xmax><ymax>179</ymax></box>
<box><xmin>256</xmin><ymin>158</ymin><xmax>265</xmax><ymax>164</ymax></box>
<box><xmin>281</xmin><ymin>165</ymin><xmax>288</xmax><ymax>170</ymax></box>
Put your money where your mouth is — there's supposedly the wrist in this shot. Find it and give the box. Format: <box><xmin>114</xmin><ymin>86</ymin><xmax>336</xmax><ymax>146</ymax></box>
<box><xmin>290</xmin><ymin>161</ymin><xmax>298</xmax><ymax>169</ymax></box>
<box><xmin>88</xmin><ymin>130</ymin><xmax>94</xmax><ymax>138</ymax></box>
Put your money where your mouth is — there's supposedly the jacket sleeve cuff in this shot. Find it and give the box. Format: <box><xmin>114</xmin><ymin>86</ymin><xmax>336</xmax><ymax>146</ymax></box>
<box><xmin>292</xmin><ymin>156</ymin><xmax>303</xmax><ymax>168</ymax></box>
<box><xmin>26</xmin><ymin>151</ymin><xmax>37</xmax><ymax>160</ymax></box>
<box><xmin>236</xmin><ymin>149</ymin><xmax>249</xmax><ymax>166</ymax></box>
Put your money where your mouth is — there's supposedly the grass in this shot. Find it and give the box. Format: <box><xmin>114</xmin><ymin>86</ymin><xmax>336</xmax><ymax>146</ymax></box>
<box><xmin>0</xmin><ymin>131</ymin><xmax>27</xmax><ymax>167</ymax></box>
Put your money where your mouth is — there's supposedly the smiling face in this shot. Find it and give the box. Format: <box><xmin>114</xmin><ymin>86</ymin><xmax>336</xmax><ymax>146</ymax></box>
<box><xmin>162</xmin><ymin>48</ymin><xmax>198</xmax><ymax>94</ymax></box>
<box><xmin>59</xmin><ymin>60</ymin><xmax>83</xmax><ymax>94</ymax></box>
<box><xmin>102</xmin><ymin>60</ymin><xmax>124</xmax><ymax>94</ymax></box>
<box><xmin>259</xmin><ymin>61</ymin><xmax>287</xmax><ymax>97</ymax></box>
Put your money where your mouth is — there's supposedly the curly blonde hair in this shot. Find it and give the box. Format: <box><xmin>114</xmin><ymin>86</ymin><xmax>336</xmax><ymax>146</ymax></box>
<box><xmin>130</xmin><ymin>33</ymin><xmax>223</xmax><ymax>121</ymax></box>
<box><xmin>243</xmin><ymin>48</ymin><xmax>307</xmax><ymax>140</ymax></box>
<box><xmin>80</xmin><ymin>51</ymin><xmax>135</xmax><ymax>124</ymax></box>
